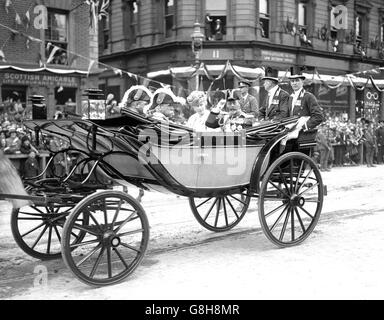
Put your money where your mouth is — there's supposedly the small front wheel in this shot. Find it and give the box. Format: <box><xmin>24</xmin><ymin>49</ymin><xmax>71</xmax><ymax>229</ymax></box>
<box><xmin>61</xmin><ymin>191</ymin><xmax>149</xmax><ymax>286</ymax></box>
<box><xmin>258</xmin><ymin>152</ymin><xmax>323</xmax><ymax>247</ymax></box>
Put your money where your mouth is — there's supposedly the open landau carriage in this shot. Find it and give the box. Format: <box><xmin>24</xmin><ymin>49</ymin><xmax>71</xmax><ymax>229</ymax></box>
<box><xmin>2</xmin><ymin>105</ymin><xmax>325</xmax><ymax>286</ymax></box>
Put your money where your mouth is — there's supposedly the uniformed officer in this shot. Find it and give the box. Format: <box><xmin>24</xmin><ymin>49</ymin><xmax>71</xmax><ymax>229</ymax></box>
<box><xmin>288</xmin><ymin>70</ymin><xmax>324</xmax><ymax>130</ymax></box>
<box><xmin>237</xmin><ymin>80</ymin><xmax>259</xmax><ymax>118</ymax></box>
<box><xmin>259</xmin><ymin>72</ymin><xmax>289</xmax><ymax>121</ymax></box>
<box><xmin>220</xmin><ymin>91</ymin><xmax>253</xmax><ymax>132</ymax></box>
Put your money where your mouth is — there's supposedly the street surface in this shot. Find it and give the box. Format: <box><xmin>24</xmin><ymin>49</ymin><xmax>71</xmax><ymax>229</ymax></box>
<box><xmin>0</xmin><ymin>165</ymin><xmax>384</xmax><ymax>300</ymax></box>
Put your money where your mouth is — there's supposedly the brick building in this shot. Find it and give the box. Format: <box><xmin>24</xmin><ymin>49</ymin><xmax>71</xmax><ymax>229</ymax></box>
<box><xmin>99</xmin><ymin>0</ymin><xmax>384</xmax><ymax>121</ymax></box>
<box><xmin>0</xmin><ymin>0</ymin><xmax>99</xmax><ymax>118</ymax></box>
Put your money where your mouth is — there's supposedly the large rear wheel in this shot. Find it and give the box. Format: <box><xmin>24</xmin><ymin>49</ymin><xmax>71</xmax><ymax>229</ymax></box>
<box><xmin>258</xmin><ymin>152</ymin><xmax>323</xmax><ymax>247</ymax></box>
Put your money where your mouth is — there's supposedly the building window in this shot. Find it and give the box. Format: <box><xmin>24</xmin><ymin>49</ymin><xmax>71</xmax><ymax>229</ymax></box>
<box><xmin>164</xmin><ymin>0</ymin><xmax>174</xmax><ymax>38</ymax></box>
<box><xmin>259</xmin><ymin>0</ymin><xmax>270</xmax><ymax>38</ymax></box>
<box><xmin>355</xmin><ymin>14</ymin><xmax>363</xmax><ymax>45</ymax></box>
<box><xmin>131</xmin><ymin>1</ymin><xmax>138</xmax><ymax>42</ymax></box>
<box><xmin>45</xmin><ymin>10</ymin><xmax>68</xmax><ymax>65</ymax></box>
<box><xmin>298</xmin><ymin>2</ymin><xmax>307</xmax><ymax>35</ymax></box>
<box><xmin>102</xmin><ymin>14</ymin><xmax>110</xmax><ymax>50</ymax></box>
<box><xmin>205</xmin><ymin>0</ymin><xmax>227</xmax><ymax>40</ymax></box>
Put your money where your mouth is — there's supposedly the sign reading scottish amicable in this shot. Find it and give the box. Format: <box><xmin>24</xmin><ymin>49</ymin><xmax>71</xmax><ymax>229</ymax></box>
<box><xmin>0</xmin><ymin>72</ymin><xmax>79</xmax><ymax>87</ymax></box>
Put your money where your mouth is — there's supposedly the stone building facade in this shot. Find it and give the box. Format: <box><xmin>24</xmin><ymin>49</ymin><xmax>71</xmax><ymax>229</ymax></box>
<box><xmin>0</xmin><ymin>0</ymin><xmax>99</xmax><ymax>118</ymax></box>
<box><xmin>99</xmin><ymin>0</ymin><xmax>384</xmax><ymax>121</ymax></box>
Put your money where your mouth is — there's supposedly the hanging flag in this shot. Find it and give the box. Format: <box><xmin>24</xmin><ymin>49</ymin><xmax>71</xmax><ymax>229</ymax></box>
<box><xmin>99</xmin><ymin>0</ymin><xmax>110</xmax><ymax>20</ymax></box>
<box><xmin>87</xmin><ymin>60</ymin><xmax>96</xmax><ymax>77</ymax></box>
<box><xmin>15</xmin><ymin>12</ymin><xmax>22</xmax><ymax>25</ymax></box>
<box><xmin>331</xmin><ymin>5</ymin><xmax>348</xmax><ymax>30</ymax></box>
<box><xmin>46</xmin><ymin>45</ymin><xmax>60</xmax><ymax>64</ymax></box>
<box><xmin>87</xmin><ymin>0</ymin><xmax>99</xmax><ymax>31</ymax></box>
<box><xmin>25</xmin><ymin>10</ymin><xmax>30</xmax><ymax>29</ymax></box>
<box><xmin>5</xmin><ymin>0</ymin><xmax>11</xmax><ymax>14</ymax></box>
<box><xmin>0</xmin><ymin>49</ymin><xmax>6</xmax><ymax>62</ymax></box>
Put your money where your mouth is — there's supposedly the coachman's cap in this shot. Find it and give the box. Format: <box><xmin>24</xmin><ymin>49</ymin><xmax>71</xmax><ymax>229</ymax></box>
<box><xmin>226</xmin><ymin>90</ymin><xmax>240</xmax><ymax>101</ymax></box>
<box><xmin>148</xmin><ymin>87</ymin><xmax>178</xmax><ymax>110</ymax></box>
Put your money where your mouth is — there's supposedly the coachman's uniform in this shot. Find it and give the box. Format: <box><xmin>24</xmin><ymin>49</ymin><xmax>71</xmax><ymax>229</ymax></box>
<box><xmin>288</xmin><ymin>88</ymin><xmax>324</xmax><ymax>129</ymax></box>
<box><xmin>259</xmin><ymin>87</ymin><xmax>290</xmax><ymax>121</ymax></box>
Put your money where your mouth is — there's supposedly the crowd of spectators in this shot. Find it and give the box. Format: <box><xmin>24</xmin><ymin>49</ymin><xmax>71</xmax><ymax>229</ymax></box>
<box><xmin>314</xmin><ymin>114</ymin><xmax>384</xmax><ymax>171</ymax></box>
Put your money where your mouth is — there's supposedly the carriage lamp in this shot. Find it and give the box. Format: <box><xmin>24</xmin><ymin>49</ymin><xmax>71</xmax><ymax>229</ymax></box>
<box><xmin>82</xmin><ymin>88</ymin><xmax>105</xmax><ymax>120</ymax></box>
<box><xmin>30</xmin><ymin>95</ymin><xmax>47</xmax><ymax>120</ymax></box>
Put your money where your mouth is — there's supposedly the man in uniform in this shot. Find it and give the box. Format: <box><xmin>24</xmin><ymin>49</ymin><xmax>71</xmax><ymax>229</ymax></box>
<box><xmin>375</xmin><ymin>119</ymin><xmax>384</xmax><ymax>164</ymax></box>
<box><xmin>259</xmin><ymin>71</ymin><xmax>289</xmax><ymax>121</ymax></box>
<box><xmin>288</xmin><ymin>70</ymin><xmax>324</xmax><ymax>130</ymax></box>
<box><xmin>220</xmin><ymin>91</ymin><xmax>253</xmax><ymax>132</ymax></box>
<box><xmin>238</xmin><ymin>80</ymin><xmax>259</xmax><ymax>118</ymax></box>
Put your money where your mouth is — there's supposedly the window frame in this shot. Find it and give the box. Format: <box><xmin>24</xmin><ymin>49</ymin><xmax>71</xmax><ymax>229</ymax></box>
<box><xmin>259</xmin><ymin>0</ymin><xmax>270</xmax><ymax>39</ymax></box>
<box><xmin>164</xmin><ymin>0</ymin><xmax>175</xmax><ymax>38</ymax></box>
<box><xmin>45</xmin><ymin>9</ymin><xmax>69</xmax><ymax>66</ymax></box>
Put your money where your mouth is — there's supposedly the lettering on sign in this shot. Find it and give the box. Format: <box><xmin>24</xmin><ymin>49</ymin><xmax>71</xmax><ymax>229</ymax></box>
<box><xmin>260</xmin><ymin>50</ymin><xmax>295</xmax><ymax>64</ymax></box>
<box><xmin>0</xmin><ymin>72</ymin><xmax>79</xmax><ymax>87</ymax></box>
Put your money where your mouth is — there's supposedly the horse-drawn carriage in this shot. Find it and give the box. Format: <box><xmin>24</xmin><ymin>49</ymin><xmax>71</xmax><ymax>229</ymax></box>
<box><xmin>1</xmin><ymin>109</ymin><xmax>324</xmax><ymax>286</ymax></box>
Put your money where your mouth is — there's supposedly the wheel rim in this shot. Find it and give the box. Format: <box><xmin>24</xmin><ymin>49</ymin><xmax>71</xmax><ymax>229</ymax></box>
<box><xmin>258</xmin><ymin>152</ymin><xmax>323</xmax><ymax>247</ymax></box>
<box><xmin>11</xmin><ymin>203</ymin><xmax>80</xmax><ymax>260</ymax></box>
<box><xmin>189</xmin><ymin>189</ymin><xmax>250</xmax><ymax>232</ymax></box>
<box><xmin>61</xmin><ymin>191</ymin><xmax>149</xmax><ymax>286</ymax></box>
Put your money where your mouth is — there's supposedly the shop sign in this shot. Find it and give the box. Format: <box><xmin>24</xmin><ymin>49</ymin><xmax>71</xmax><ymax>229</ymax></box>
<box><xmin>0</xmin><ymin>72</ymin><xmax>79</xmax><ymax>87</ymax></box>
<box><xmin>260</xmin><ymin>50</ymin><xmax>295</xmax><ymax>64</ymax></box>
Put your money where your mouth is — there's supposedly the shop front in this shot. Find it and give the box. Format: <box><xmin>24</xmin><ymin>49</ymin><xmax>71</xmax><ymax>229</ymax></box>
<box><xmin>0</xmin><ymin>66</ymin><xmax>88</xmax><ymax>119</ymax></box>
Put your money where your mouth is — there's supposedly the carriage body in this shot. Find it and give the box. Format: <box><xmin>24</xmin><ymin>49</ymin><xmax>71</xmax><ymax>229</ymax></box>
<box><xmin>5</xmin><ymin>111</ymin><xmax>324</xmax><ymax>286</ymax></box>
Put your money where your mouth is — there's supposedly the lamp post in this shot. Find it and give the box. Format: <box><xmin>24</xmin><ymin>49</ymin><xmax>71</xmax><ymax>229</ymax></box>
<box><xmin>191</xmin><ymin>22</ymin><xmax>204</xmax><ymax>90</ymax></box>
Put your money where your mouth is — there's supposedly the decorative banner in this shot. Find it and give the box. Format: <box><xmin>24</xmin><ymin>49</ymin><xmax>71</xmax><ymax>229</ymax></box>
<box><xmin>99</xmin><ymin>0</ymin><xmax>110</xmax><ymax>19</ymax></box>
<box><xmin>15</xmin><ymin>13</ymin><xmax>22</xmax><ymax>25</ymax></box>
<box><xmin>0</xmin><ymin>49</ymin><xmax>6</xmax><ymax>62</ymax></box>
<box><xmin>5</xmin><ymin>0</ymin><xmax>11</xmax><ymax>14</ymax></box>
<box><xmin>46</xmin><ymin>45</ymin><xmax>60</xmax><ymax>64</ymax></box>
<box><xmin>87</xmin><ymin>60</ymin><xmax>96</xmax><ymax>77</ymax></box>
<box><xmin>25</xmin><ymin>10</ymin><xmax>30</xmax><ymax>29</ymax></box>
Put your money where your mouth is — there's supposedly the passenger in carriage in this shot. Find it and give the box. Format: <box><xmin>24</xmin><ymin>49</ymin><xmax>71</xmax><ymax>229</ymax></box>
<box><xmin>259</xmin><ymin>70</ymin><xmax>289</xmax><ymax>121</ymax></box>
<box><xmin>120</xmin><ymin>85</ymin><xmax>153</xmax><ymax>116</ymax></box>
<box><xmin>146</xmin><ymin>88</ymin><xmax>179</xmax><ymax>123</ymax></box>
<box><xmin>218</xmin><ymin>90</ymin><xmax>253</xmax><ymax>133</ymax></box>
<box><xmin>185</xmin><ymin>91</ymin><xmax>210</xmax><ymax>131</ymax></box>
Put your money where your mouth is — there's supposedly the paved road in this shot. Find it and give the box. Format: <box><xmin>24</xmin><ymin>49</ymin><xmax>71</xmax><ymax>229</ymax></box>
<box><xmin>1</xmin><ymin>165</ymin><xmax>384</xmax><ymax>299</ymax></box>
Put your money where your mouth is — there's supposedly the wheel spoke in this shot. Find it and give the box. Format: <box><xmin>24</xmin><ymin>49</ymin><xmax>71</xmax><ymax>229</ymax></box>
<box><xmin>31</xmin><ymin>225</ymin><xmax>48</xmax><ymax>249</ymax></box>
<box><xmin>53</xmin><ymin>225</ymin><xmax>62</xmax><ymax>242</ymax></box>
<box><xmin>86</xmin><ymin>209</ymin><xmax>103</xmax><ymax>231</ymax></box>
<box><xmin>113</xmin><ymin>248</ymin><xmax>129</xmax><ymax>270</ymax></box>
<box><xmin>72</xmin><ymin>223</ymin><xmax>100</xmax><ymax>236</ymax></box>
<box><xmin>265</xmin><ymin>202</ymin><xmax>286</xmax><ymax>218</ymax></box>
<box><xmin>214</xmin><ymin>198</ymin><xmax>221</xmax><ymax>227</ymax></box>
<box><xmin>279</xmin><ymin>207</ymin><xmax>291</xmax><ymax>241</ymax></box>
<box><xmin>297</xmin><ymin>205</ymin><xmax>314</xmax><ymax>220</ymax></box>
<box><xmin>298</xmin><ymin>182</ymin><xmax>320</xmax><ymax>197</ymax></box>
<box><xmin>70</xmin><ymin>238</ymin><xmax>101</xmax><ymax>249</ymax></box>
<box><xmin>291</xmin><ymin>207</ymin><xmax>295</xmax><ymax>241</ymax></box>
<box><xmin>106</xmin><ymin>246</ymin><xmax>112</xmax><ymax>278</ymax></box>
<box><xmin>290</xmin><ymin>159</ymin><xmax>294</xmax><ymax>193</ymax></box>
<box><xmin>76</xmin><ymin>243</ymin><xmax>102</xmax><ymax>267</ymax></box>
<box><xmin>268</xmin><ymin>180</ymin><xmax>289</xmax><ymax>198</ymax></box>
<box><xmin>294</xmin><ymin>207</ymin><xmax>306</xmax><ymax>233</ymax></box>
<box><xmin>196</xmin><ymin>197</ymin><xmax>213</xmax><ymax>209</ymax></box>
<box><xmin>225</xmin><ymin>196</ymin><xmax>240</xmax><ymax>219</ymax></box>
<box><xmin>297</xmin><ymin>168</ymin><xmax>314</xmax><ymax>193</ymax></box>
<box><xmin>114</xmin><ymin>211</ymin><xmax>138</xmax><ymax>233</ymax></box>
<box><xmin>89</xmin><ymin>246</ymin><xmax>105</xmax><ymax>278</ymax></box>
<box><xmin>203</xmin><ymin>198</ymin><xmax>218</xmax><ymax>222</ymax></box>
<box><xmin>270</xmin><ymin>205</ymin><xmax>289</xmax><ymax>232</ymax></box>
<box><xmin>117</xmin><ymin>229</ymin><xmax>144</xmax><ymax>238</ymax></box>
<box><xmin>111</xmin><ymin>199</ymin><xmax>123</xmax><ymax>229</ymax></box>
<box><xmin>228</xmin><ymin>195</ymin><xmax>247</xmax><ymax>206</ymax></box>
<box><xmin>103</xmin><ymin>199</ymin><xmax>108</xmax><ymax>226</ymax></box>
<box><xmin>21</xmin><ymin>222</ymin><xmax>45</xmax><ymax>238</ymax></box>
<box><xmin>120</xmin><ymin>242</ymin><xmax>141</xmax><ymax>253</ymax></box>
<box><xmin>46</xmin><ymin>226</ymin><xmax>53</xmax><ymax>254</ymax></box>
<box><xmin>277</xmin><ymin>166</ymin><xmax>290</xmax><ymax>195</ymax></box>
<box><xmin>222</xmin><ymin>198</ymin><xmax>229</xmax><ymax>227</ymax></box>
<box><xmin>294</xmin><ymin>160</ymin><xmax>305</xmax><ymax>193</ymax></box>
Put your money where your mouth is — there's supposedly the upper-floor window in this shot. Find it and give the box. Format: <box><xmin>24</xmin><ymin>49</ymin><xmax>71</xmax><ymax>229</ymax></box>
<box><xmin>45</xmin><ymin>10</ymin><xmax>68</xmax><ymax>65</ymax></box>
<box><xmin>205</xmin><ymin>0</ymin><xmax>226</xmax><ymax>40</ymax></box>
<box><xmin>355</xmin><ymin>14</ymin><xmax>363</xmax><ymax>45</ymax></box>
<box><xmin>381</xmin><ymin>21</ymin><xmax>384</xmax><ymax>44</ymax></box>
<box><xmin>165</xmin><ymin>0</ymin><xmax>174</xmax><ymax>38</ymax></box>
<box><xmin>131</xmin><ymin>1</ymin><xmax>138</xmax><ymax>42</ymax></box>
<box><xmin>101</xmin><ymin>14</ymin><xmax>110</xmax><ymax>50</ymax></box>
<box><xmin>259</xmin><ymin>0</ymin><xmax>270</xmax><ymax>38</ymax></box>
<box><xmin>298</xmin><ymin>2</ymin><xmax>307</xmax><ymax>35</ymax></box>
